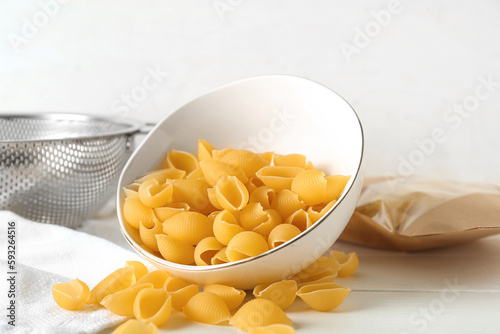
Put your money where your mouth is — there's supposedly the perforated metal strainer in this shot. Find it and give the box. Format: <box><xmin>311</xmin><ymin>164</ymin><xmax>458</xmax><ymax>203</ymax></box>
<box><xmin>0</xmin><ymin>114</ymin><xmax>143</xmax><ymax>228</ymax></box>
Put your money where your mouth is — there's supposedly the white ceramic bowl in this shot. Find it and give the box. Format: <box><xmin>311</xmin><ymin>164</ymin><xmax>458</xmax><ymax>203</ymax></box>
<box><xmin>117</xmin><ymin>75</ymin><xmax>364</xmax><ymax>290</ymax></box>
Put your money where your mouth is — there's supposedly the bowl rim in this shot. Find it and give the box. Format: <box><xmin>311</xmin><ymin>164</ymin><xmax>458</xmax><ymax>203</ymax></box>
<box><xmin>117</xmin><ymin>74</ymin><xmax>364</xmax><ymax>272</ymax></box>
<box><xmin>0</xmin><ymin>113</ymin><xmax>143</xmax><ymax>143</ymax></box>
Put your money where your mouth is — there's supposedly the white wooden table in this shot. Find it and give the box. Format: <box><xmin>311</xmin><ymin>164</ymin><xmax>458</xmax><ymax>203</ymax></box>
<box><xmin>81</xmin><ymin>209</ymin><xmax>500</xmax><ymax>334</ymax></box>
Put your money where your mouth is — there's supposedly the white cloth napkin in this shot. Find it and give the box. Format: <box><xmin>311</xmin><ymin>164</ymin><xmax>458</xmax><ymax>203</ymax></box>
<box><xmin>0</xmin><ymin>211</ymin><xmax>144</xmax><ymax>334</ymax></box>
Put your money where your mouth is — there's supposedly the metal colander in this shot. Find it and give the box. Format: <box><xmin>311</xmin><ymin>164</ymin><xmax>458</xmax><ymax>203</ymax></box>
<box><xmin>0</xmin><ymin>114</ymin><xmax>143</xmax><ymax>228</ymax></box>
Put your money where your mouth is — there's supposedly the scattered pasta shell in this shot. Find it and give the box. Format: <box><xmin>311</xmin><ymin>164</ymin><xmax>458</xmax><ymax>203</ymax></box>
<box><xmin>211</xmin><ymin>247</ymin><xmax>230</xmax><ymax>265</ymax></box>
<box><xmin>164</xmin><ymin>277</ymin><xmax>200</xmax><ymax>311</ymax></box>
<box><xmin>307</xmin><ymin>200</ymin><xmax>336</xmax><ymax>223</ymax></box>
<box><xmin>213</xmin><ymin>210</ymin><xmax>245</xmax><ymax>246</ymax></box>
<box><xmin>135</xmin><ymin>168</ymin><xmax>186</xmax><ymax>184</ymax></box>
<box><xmin>226</xmin><ymin>231</ymin><xmax>270</xmax><ymax>262</ymax></box>
<box><xmin>186</xmin><ymin>167</ymin><xmax>205</xmax><ymax>179</ymax></box>
<box><xmin>292</xmin><ymin>256</ymin><xmax>340</xmax><ymax>283</ymax></box>
<box><xmin>135</xmin><ymin>270</ymin><xmax>170</xmax><ymax>289</ymax></box>
<box><xmin>123</xmin><ymin>183</ymin><xmax>140</xmax><ymax>198</ymax></box>
<box><xmin>253</xmin><ymin>280</ymin><xmax>297</xmax><ymax>310</ymax></box>
<box><xmin>134</xmin><ymin>288</ymin><xmax>172</xmax><ymax>326</ymax></box>
<box><xmin>296</xmin><ymin>283</ymin><xmax>351</xmax><ymax>312</ymax></box>
<box><xmin>330</xmin><ymin>251</ymin><xmax>359</xmax><ymax>277</ymax></box>
<box><xmin>199</xmin><ymin>159</ymin><xmax>248</xmax><ymax>187</ymax></box>
<box><xmin>271</xmin><ymin>189</ymin><xmax>306</xmax><ymax>221</ymax></box>
<box><xmin>112</xmin><ymin>319</ymin><xmax>158</xmax><ymax>334</ymax></box>
<box><xmin>296</xmin><ymin>275</ymin><xmax>336</xmax><ymax>288</ymax></box>
<box><xmin>164</xmin><ymin>149</ymin><xmax>199</xmax><ymax>174</ymax></box>
<box><xmin>220</xmin><ymin>149</ymin><xmax>269</xmax><ymax>177</ymax></box>
<box><xmin>268</xmin><ymin>224</ymin><xmax>302</xmax><ymax>249</ymax></box>
<box><xmin>156</xmin><ymin>235</ymin><xmax>195</xmax><ymax>265</ymax></box>
<box><xmin>285</xmin><ymin>209</ymin><xmax>312</xmax><ymax>232</ymax></box>
<box><xmin>204</xmin><ymin>284</ymin><xmax>246</xmax><ymax>311</ymax></box>
<box><xmin>162</xmin><ymin>212</ymin><xmax>214</xmax><ymax>246</ymax></box>
<box><xmin>212</xmin><ymin>148</ymin><xmax>234</xmax><ymax>160</ymax></box>
<box><xmin>198</xmin><ymin>139</ymin><xmax>214</xmax><ymax>161</ymax></box>
<box><xmin>230</xmin><ymin>299</ymin><xmax>292</xmax><ymax>332</ymax></box>
<box><xmin>89</xmin><ymin>266</ymin><xmax>135</xmax><ymax>304</ymax></box>
<box><xmin>123</xmin><ymin>197</ymin><xmax>156</xmax><ymax>229</ymax></box>
<box><xmin>139</xmin><ymin>219</ymin><xmax>163</xmax><ymax>253</ymax></box>
<box><xmin>259</xmin><ymin>151</ymin><xmax>275</xmax><ymax>164</ymax></box>
<box><xmin>249</xmin><ymin>324</ymin><xmax>296</xmax><ymax>334</ymax></box>
<box><xmin>246</xmin><ymin>176</ymin><xmax>266</xmax><ymax>194</ymax></box>
<box><xmin>194</xmin><ymin>237</ymin><xmax>225</xmax><ymax>266</ymax></box>
<box><xmin>52</xmin><ymin>278</ymin><xmax>90</xmax><ymax>311</ymax></box>
<box><xmin>153</xmin><ymin>203</ymin><xmax>190</xmax><ymax>222</ymax></box>
<box><xmin>138</xmin><ymin>179</ymin><xmax>174</xmax><ymax>208</ymax></box>
<box><xmin>324</xmin><ymin>175</ymin><xmax>351</xmax><ymax>203</ymax></box>
<box><xmin>168</xmin><ymin>179</ymin><xmax>214</xmax><ymax>215</ymax></box>
<box><xmin>255</xmin><ymin>166</ymin><xmax>304</xmax><ymax>192</ymax></box>
<box><xmin>249</xmin><ymin>186</ymin><xmax>276</xmax><ymax>210</ymax></box>
<box><xmin>183</xmin><ymin>291</ymin><xmax>231</xmax><ymax>325</ymax></box>
<box><xmin>291</xmin><ymin>170</ymin><xmax>327</xmax><ymax>206</ymax></box>
<box><xmin>101</xmin><ymin>283</ymin><xmax>153</xmax><ymax>316</ymax></box>
<box><xmin>214</xmin><ymin>176</ymin><xmax>250</xmax><ymax>212</ymax></box>
<box><xmin>125</xmin><ymin>261</ymin><xmax>149</xmax><ymax>281</ymax></box>
<box><xmin>273</xmin><ymin>153</ymin><xmax>307</xmax><ymax>169</ymax></box>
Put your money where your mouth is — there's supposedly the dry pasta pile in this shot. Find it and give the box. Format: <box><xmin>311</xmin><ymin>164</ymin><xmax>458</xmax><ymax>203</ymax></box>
<box><xmin>122</xmin><ymin>139</ymin><xmax>351</xmax><ymax>265</ymax></box>
<box><xmin>52</xmin><ymin>251</ymin><xmax>359</xmax><ymax>333</ymax></box>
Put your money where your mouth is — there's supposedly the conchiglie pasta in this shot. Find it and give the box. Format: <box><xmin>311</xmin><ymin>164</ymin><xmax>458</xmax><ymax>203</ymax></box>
<box><xmin>183</xmin><ymin>292</ymin><xmax>231</xmax><ymax>325</ymax></box>
<box><xmin>267</xmin><ymin>224</ymin><xmax>301</xmax><ymax>249</ymax></box>
<box><xmin>259</xmin><ymin>151</ymin><xmax>274</xmax><ymax>164</ymax></box>
<box><xmin>125</xmin><ymin>261</ymin><xmax>149</xmax><ymax>281</ymax></box>
<box><xmin>229</xmin><ymin>299</ymin><xmax>292</xmax><ymax>332</ymax></box>
<box><xmin>139</xmin><ymin>219</ymin><xmax>163</xmax><ymax>252</ymax></box>
<box><xmin>271</xmin><ymin>189</ymin><xmax>306</xmax><ymax>221</ymax></box>
<box><xmin>186</xmin><ymin>167</ymin><xmax>205</xmax><ymax>179</ymax></box>
<box><xmin>226</xmin><ymin>231</ymin><xmax>269</xmax><ymax>262</ymax></box>
<box><xmin>220</xmin><ymin>149</ymin><xmax>269</xmax><ymax>177</ymax></box>
<box><xmin>296</xmin><ymin>283</ymin><xmax>351</xmax><ymax>312</ymax></box>
<box><xmin>52</xmin><ymin>279</ymin><xmax>90</xmax><ymax>311</ymax></box>
<box><xmin>291</xmin><ymin>170</ymin><xmax>327</xmax><ymax>206</ymax></box>
<box><xmin>249</xmin><ymin>186</ymin><xmax>276</xmax><ymax>210</ymax></box>
<box><xmin>135</xmin><ymin>270</ymin><xmax>170</xmax><ymax>289</ymax></box>
<box><xmin>273</xmin><ymin>153</ymin><xmax>307</xmax><ymax>169</ymax></box>
<box><xmin>135</xmin><ymin>168</ymin><xmax>186</xmax><ymax>184</ymax></box>
<box><xmin>134</xmin><ymin>288</ymin><xmax>172</xmax><ymax>326</ymax></box>
<box><xmin>198</xmin><ymin>139</ymin><xmax>214</xmax><ymax>161</ymax></box>
<box><xmin>123</xmin><ymin>197</ymin><xmax>156</xmax><ymax>229</ymax></box>
<box><xmin>255</xmin><ymin>166</ymin><xmax>304</xmax><ymax>192</ymax></box>
<box><xmin>212</xmin><ymin>148</ymin><xmax>233</xmax><ymax>161</ymax></box>
<box><xmin>123</xmin><ymin>183</ymin><xmax>140</xmax><ymax>199</ymax></box>
<box><xmin>163</xmin><ymin>277</ymin><xmax>199</xmax><ymax>311</ymax></box>
<box><xmin>194</xmin><ymin>237</ymin><xmax>225</xmax><ymax>266</ymax></box>
<box><xmin>153</xmin><ymin>203</ymin><xmax>190</xmax><ymax>222</ymax></box>
<box><xmin>89</xmin><ymin>266</ymin><xmax>135</xmax><ymax>304</ymax></box>
<box><xmin>199</xmin><ymin>159</ymin><xmax>248</xmax><ymax>187</ymax></box>
<box><xmin>324</xmin><ymin>175</ymin><xmax>351</xmax><ymax>202</ymax></box>
<box><xmin>253</xmin><ymin>280</ymin><xmax>297</xmax><ymax>310</ymax></box>
<box><xmin>207</xmin><ymin>187</ymin><xmax>224</xmax><ymax>210</ymax></box>
<box><xmin>284</xmin><ymin>209</ymin><xmax>312</xmax><ymax>232</ymax></box>
<box><xmin>240</xmin><ymin>203</ymin><xmax>282</xmax><ymax>238</ymax></box>
<box><xmin>245</xmin><ymin>176</ymin><xmax>265</xmax><ymax>194</ymax></box>
<box><xmin>163</xmin><ymin>149</ymin><xmax>199</xmax><ymax>174</ymax></box>
<box><xmin>168</xmin><ymin>179</ymin><xmax>214</xmax><ymax>215</ymax></box>
<box><xmin>291</xmin><ymin>256</ymin><xmax>340</xmax><ymax>284</ymax></box>
<box><xmin>155</xmin><ymin>235</ymin><xmax>195</xmax><ymax>265</ymax></box>
<box><xmin>203</xmin><ymin>284</ymin><xmax>246</xmax><ymax>311</ymax></box>
<box><xmin>101</xmin><ymin>283</ymin><xmax>153</xmax><ymax>316</ymax></box>
<box><xmin>307</xmin><ymin>200</ymin><xmax>336</xmax><ymax>223</ymax></box>
<box><xmin>214</xmin><ymin>176</ymin><xmax>249</xmax><ymax>212</ymax></box>
<box><xmin>329</xmin><ymin>251</ymin><xmax>359</xmax><ymax>277</ymax></box>
<box><xmin>211</xmin><ymin>247</ymin><xmax>230</xmax><ymax>265</ymax></box>
<box><xmin>163</xmin><ymin>211</ymin><xmax>214</xmax><ymax>246</ymax></box>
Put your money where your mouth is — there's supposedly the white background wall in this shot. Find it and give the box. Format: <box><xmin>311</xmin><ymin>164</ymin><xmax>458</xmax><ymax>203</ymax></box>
<box><xmin>1</xmin><ymin>0</ymin><xmax>499</xmax><ymax>184</ymax></box>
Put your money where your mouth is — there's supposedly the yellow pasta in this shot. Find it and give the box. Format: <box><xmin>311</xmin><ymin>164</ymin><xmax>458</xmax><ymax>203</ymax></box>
<box><xmin>305</xmin><ymin>161</ymin><xmax>315</xmax><ymax>170</ymax></box>
<box><xmin>273</xmin><ymin>153</ymin><xmax>307</xmax><ymax>169</ymax></box>
<box><xmin>125</xmin><ymin>261</ymin><xmax>149</xmax><ymax>281</ymax></box>
<box><xmin>291</xmin><ymin>170</ymin><xmax>327</xmax><ymax>206</ymax></box>
<box><xmin>267</xmin><ymin>224</ymin><xmax>302</xmax><ymax>249</ymax></box>
<box><xmin>155</xmin><ymin>235</ymin><xmax>195</xmax><ymax>265</ymax></box>
<box><xmin>255</xmin><ymin>166</ymin><xmax>304</xmax><ymax>192</ymax></box>
<box><xmin>135</xmin><ymin>168</ymin><xmax>186</xmax><ymax>184</ymax></box>
<box><xmin>153</xmin><ymin>203</ymin><xmax>190</xmax><ymax>222</ymax></box>
<box><xmin>249</xmin><ymin>324</ymin><xmax>296</xmax><ymax>334</ymax></box>
<box><xmin>253</xmin><ymin>280</ymin><xmax>297</xmax><ymax>310</ymax></box>
<box><xmin>220</xmin><ymin>149</ymin><xmax>269</xmax><ymax>177</ymax></box>
<box><xmin>284</xmin><ymin>209</ymin><xmax>312</xmax><ymax>232</ymax></box>
<box><xmin>162</xmin><ymin>211</ymin><xmax>214</xmax><ymax>246</ymax></box>
<box><xmin>259</xmin><ymin>151</ymin><xmax>275</xmax><ymax>164</ymax></box>
<box><xmin>211</xmin><ymin>247</ymin><xmax>229</xmax><ymax>265</ymax></box>
<box><xmin>296</xmin><ymin>283</ymin><xmax>351</xmax><ymax>312</ymax></box>
<box><xmin>168</xmin><ymin>178</ymin><xmax>215</xmax><ymax>215</ymax></box>
<box><xmin>245</xmin><ymin>176</ymin><xmax>266</xmax><ymax>194</ymax></box>
<box><xmin>88</xmin><ymin>266</ymin><xmax>135</xmax><ymax>304</ymax></box>
<box><xmin>212</xmin><ymin>148</ymin><xmax>233</xmax><ymax>160</ymax></box>
<box><xmin>229</xmin><ymin>299</ymin><xmax>292</xmax><ymax>332</ymax></box>
<box><xmin>203</xmin><ymin>284</ymin><xmax>246</xmax><ymax>311</ymax></box>
<box><xmin>296</xmin><ymin>275</ymin><xmax>336</xmax><ymax>289</ymax></box>
<box><xmin>329</xmin><ymin>251</ymin><xmax>359</xmax><ymax>277</ymax></box>
<box><xmin>186</xmin><ymin>167</ymin><xmax>205</xmax><ymax>180</ymax></box>
<box><xmin>197</xmin><ymin>138</ymin><xmax>214</xmax><ymax>161</ymax></box>
<box><xmin>291</xmin><ymin>256</ymin><xmax>340</xmax><ymax>284</ymax></box>
<box><xmin>249</xmin><ymin>186</ymin><xmax>276</xmax><ymax>210</ymax></box>
<box><xmin>101</xmin><ymin>283</ymin><xmax>153</xmax><ymax>316</ymax></box>
<box><xmin>214</xmin><ymin>175</ymin><xmax>249</xmax><ymax>212</ymax></box>
<box><xmin>199</xmin><ymin>159</ymin><xmax>248</xmax><ymax>187</ymax></box>
<box><xmin>139</xmin><ymin>219</ymin><xmax>163</xmax><ymax>252</ymax></box>
<box><xmin>112</xmin><ymin>319</ymin><xmax>158</xmax><ymax>334</ymax></box>
<box><xmin>183</xmin><ymin>292</ymin><xmax>231</xmax><ymax>325</ymax></box>
<box><xmin>123</xmin><ymin>197</ymin><xmax>156</xmax><ymax>229</ymax></box>
<box><xmin>240</xmin><ymin>203</ymin><xmax>282</xmax><ymax>237</ymax></box>
<box><xmin>163</xmin><ymin>277</ymin><xmax>199</xmax><ymax>311</ymax></box>
<box><xmin>194</xmin><ymin>237</ymin><xmax>225</xmax><ymax>266</ymax></box>
<box><xmin>207</xmin><ymin>187</ymin><xmax>224</xmax><ymax>210</ymax></box>
<box><xmin>307</xmin><ymin>200</ymin><xmax>336</xmax><ymax>223</ymax></box>
<box><xmin>271</xmin><ymin>189</ymin><xmax>306</xmax><ymax>221</ymax></box>
<box><xmin>52</xmin><ymin>278</ymin><xmax>90</xmax><ymax>311</ymax></box>
<box><xmin>226</xmin><ymin>231</ymin><xmax>270</xmax><ymax>262</ymax></box>
<box><xmin>123</xmin><ymin>183</ymin><xmax>140</xmax><ymax>198</ymax></box>
<box><xmin>207</xmin><ymin>210</ymin><xmax>221</xmax><ymax>222</ymax></box>
<box><xmin>324</xmin><ymin>175</ymin><xmax>351</xmax><ymax>202</ymax></box>
<box><xmin>135</xmin><ymin>270</ymin><xmax>170</xmax><ymax>289</ymax></box>
<box><xmin>163</xmin><ymin>149</ymin><xmax>199</xmax><ymax>174</ymax></box>
<box><xmin>134</xmin><ymin>288</ymin><xmax>172</xmax><ymax>326</ymax></box>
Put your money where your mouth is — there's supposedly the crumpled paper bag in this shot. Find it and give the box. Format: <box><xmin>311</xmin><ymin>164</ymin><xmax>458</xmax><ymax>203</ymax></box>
<box><xmin>339</xmin><ymin>177</ymin><xmax>500</xmax><ymax>251</ymax></box>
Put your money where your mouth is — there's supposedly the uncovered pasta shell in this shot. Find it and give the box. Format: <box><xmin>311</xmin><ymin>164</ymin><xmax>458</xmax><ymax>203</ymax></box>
<box><xmin>183</xmin><ymin>291</ymin><xmax>231</xmax><ymax>325</ymax></box>
<box><xmin>329</xmin><ymin>251</ymin><xmax>359</xmax><ymax>277</ymax></box>
<box><xmin>52</xmin><ymin>278</ymin><xmax>90</xmax><ymax>311</ymax></box>
<box><xmin>284</xmin><ymin>209</ymin><xmax>312</xmax><ymax>232</ymax></box>
<box><xmin>123</xmin><ymin>183</ymin><xmax>140</xmax><ymax>199</ymax></box>
<box><xmin>220</xmin><ymin>149</ymin><xmax>270</xmax><ymax>177</ymax></box>
<box><xmin>296</xmin><ymin>283</ymin><xmax>351</xmax><ymax>312</ymax></box>
<box><xmin>134</xmin><ymin>288</ymin><xmax>172</xmax><ymax>326</ymax></box>
<box><xmin>89</xmin><ymin>266</ymin><xmax>135</xmax><ymax>304</ymax></box>
<box><xmin>186</xmin><ymin>167</ymin><xmax>205</xmax><ymax>179</ymax></box>
<box><xmin>240</xmin><ymin>203</ymin><xmax>282</xmax><ymax>238</ymax></box>
<box><xmin>226</xmin><ymin>231</ymin><xmax>269</xmax><ymax>262</ymax></box>
<box><xmin>211</xmin><ymin>247</ymin><xmax>229</xmax><ymax>265</ymax></box>
<box><xmin>273</xmin><ymin>153</ymin><xmax>307</xmax><ymax>169</ymax></box>
<box><xmin>164</xmin><ymin>149</ymin><xmax>199</xmax><ymax>174</ymax></box>
<box><xmin>291</xmin><ymin>170</ymin><xmax>327</xmax><ymax>206</ymax></box>
<box><xmin>135</xmin><ymin>168</ymin><xmax>186</xmax><ymax>184</ymax></box>
<box><xmin>291</xmin><ymin>256</ymin><xmax>340</xmax><ymax>283</ymax></box>
<box><xmin>125</xmin><ymin>261</ymin><xmax>149</xmax><ymax>281</ymax></box>
<box><xmin>138</xmin><ymin>179</ymin><xmax>174</xmax><ymax>208</ymax></box>
<box><xmin>271</xmin><ymin>189</ymin><xmax>306</xmax><ymax>221</ymax></box>
<box><xmin>135</xmin><ymin>270</ymin><xmax>170</xmax><ymax>289</ymax></box>
<box><xmin>123</xmin><ymin>197</ymin><xmax>156</xmax><ymax>229</ymax></box>
<box><xmin>214</xmin><ymin>176</ymin><xmax>250</xmax><ymax>212</ymax></box>
<box><xmin>163</xmin><ymin>277</ymin><xmax>200</xmax><ymax>311</ymax></box>
<box><xmin>229</xmin><ymin>299</ymin><xmax>292</xmax><ymax>332</ymax></box>
<box><xmin>168</xmin><ymin>179</ymin><xmax>215</xmax><ymax>215</ymax></box>
<box><xmin>139</xmin><ymin>218</ymin><xmax>163</xmax><ymax>253</ymax></box>
<box><xmin>203</xmin><ymin>284</ymin><xmax>246</xmax><ymax>311</ymax></box>
<box><xmin>307</xmin><ymin>200</ymin><xmax>336</xmax><ymax>223</ymax></box>
<box><xmin>249</xmin><ymin>186</ymin><xmax>276</xmax><ymax>210</ymax></box>
<box><xmin>324</xmin><ymin>175</ymin><xmax>351</xmax><ymax>203</ymax></box>
<box><xmin>253</xmin><ymin>280</ymin><xmax>297</xmax><ymax>310</ymax></box>
<box><xmin>267</xmin><ymin>224</ymin><xmax>302</xmax><ymax>249</ymax></box>
<box><xmin>101</xmin><ymin>283</ymin><xmax>153</xmax><ymax>316</ymax></box>
<box><xmin>198</xmin><ymin>139</ymin><xmax>214</xmax><ymax>161</ymax></box>
<box><xmin>199</xmin><ymin>159</ymin><xmax>249</xmax><ymax>187</ymax></box>
<box><xmin>212</xmin><ymin>148</ymin><xmax>234</xmax><ymax>160</ymax></box>
<box><xmin>255</xmin><ymin>166</ymin><xmax>304</xmax><ymax>192</ymax></box>
<box><xmin>194</xmin><ymin>237</ymin><xmax>225</xmax><ymax>266</ymax></box>
<box><xmin>155</xmin><ymin>235</ymin><xmax>195</xmax><ymax>265</ymax></box>
<box><xmin>245</xmin><ymin>176</ymin><xmax>266</xmax><ymax>194</ymax></box>
<box><xmin>153</xmin><ymin>203</ymin><xmax>190</xmax><ymax>222</ymax></box>
<box><xmin>162</xmin><ymin>212</ymin><xmax>214</xmax><ymax>246</ymax></box>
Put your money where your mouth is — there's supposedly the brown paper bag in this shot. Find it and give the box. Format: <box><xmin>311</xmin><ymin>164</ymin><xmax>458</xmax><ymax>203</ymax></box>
<box><xmin>339</xmin><ymin>177</ymin><xmax>500</xmax><ymax>251</ymax></box>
